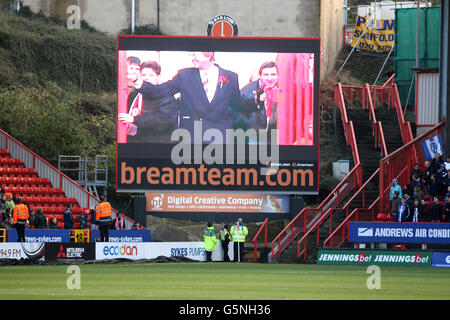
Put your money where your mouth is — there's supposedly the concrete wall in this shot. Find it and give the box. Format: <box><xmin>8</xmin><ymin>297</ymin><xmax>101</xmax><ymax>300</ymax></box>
<box><xmin>21</xmin><ymin>0</ymin><xmax>344</xmax><ymax>77</ymax></box>
<box><xmin>320</xmin><ymin>0</ymin><xmax>344</xmax><ymax>78</ymax></box>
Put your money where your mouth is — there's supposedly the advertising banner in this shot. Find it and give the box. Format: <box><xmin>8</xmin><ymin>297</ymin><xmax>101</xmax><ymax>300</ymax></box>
<box><xmin>8</xmin><ymin>229</ymin><xmax>71</xmax><ymax>243</ymax></box>
<box><xmin>44</xmin><ymin>243</ymin><xmax>95</xmax><ymax>262</ymax></box>
<box><xmin>90</xmin><ymin>230</ymin><xmax>151</xmax><ymax>242</ymax></box>
<box><xmin>431</xmin><ymin>252</ymin><xmax>450</xmax><ymax>268</ymax></box>
<box><xmin>145</xmin><ymin>192</ymin><xmax>289</xmax><ymax>213</ymax></box>
<box><xmin>351</xmin><ymin>15</ymin><xmax>395</xmax><ymax>52</ymax></box>
<box><xmin>116</xmin><ymin>36</ymin><xmax>320</xmax><ymax>194</ymax></box>
<box><xmin>142</xmin><ymin>241</ymin><xmax>230</xmax><ymax>261</ymax></box>
<box><xmin>95</xmin><ymin>242</ymin><xmax>146</xmax><ymax>260</ymax></box>
<box><xmin>317</xmin><ymin>249</ymin><xmax>432</xmax><ymax>267</ymax></box>
<box><xmin>0</xmin><ymin>242</ymin><xmax>45</xmax><ymax>260</ymax></box>
<box><xmin>349</xmin><ymin>222</ymin><xmax>450</xmax><ymax>244</ymax></box>
<box><xmin>94</xmin><ymin>242</ymin><xmax>230</xmax><ymax>261</ymax></box>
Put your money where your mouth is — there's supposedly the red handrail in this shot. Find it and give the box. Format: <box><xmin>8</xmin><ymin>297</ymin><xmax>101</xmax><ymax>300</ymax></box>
<box><xmin>323</xmin><ymin>199</ymin><xmax>379</xmax><ymax>248</ymax></box>
<box><xmin>252</xmin><ymin>218</ymin><xmax>268</xmax><ymax>262</ymax></box>
<box><xmin>271</xmin><ymin>164</ymin><xmax>361</xmax><ymax>259</ymax></box>
<box><xmin>297</xmin><ymin>168</ymin><xmax>379</xmax><ymax>258</ymax></box>
<box><xmin>364</xmin><ymin>84</ymin><xmax>388</xmax><ymax>157</ymax></box>
<box><xmin>269</xmin><ymin>82</ymin><xmax>364</xmax><ymax>260</ymax></box>
<box><xmin>389</xmin><ymin>84</ymin><xmax>414</xmax><ymax>144</ymax></box>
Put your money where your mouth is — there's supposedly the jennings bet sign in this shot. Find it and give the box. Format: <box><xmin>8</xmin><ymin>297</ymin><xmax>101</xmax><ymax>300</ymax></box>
<box><xmin>317</xmin><ymin>249</ymin><xmax>432</xmax><ymax>267</ymax></box>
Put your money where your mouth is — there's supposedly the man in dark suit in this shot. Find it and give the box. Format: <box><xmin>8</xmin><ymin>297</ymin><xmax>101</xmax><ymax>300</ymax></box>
<box><xmin>135</xmin><ymin>52</ymin><xmax>255</xmax><ymax>141</ymax></box>
<box><xmin>240</xmin><ymin>61</ymin><xmax>278</xmax><ymax>132</ymax></box>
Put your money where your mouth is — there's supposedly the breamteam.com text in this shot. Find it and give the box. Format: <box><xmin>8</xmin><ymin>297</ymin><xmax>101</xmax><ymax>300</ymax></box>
<box><xmin>120</xmin><ymin>162</ymin><xmax>314</xmax><ymax>187</ymax></box>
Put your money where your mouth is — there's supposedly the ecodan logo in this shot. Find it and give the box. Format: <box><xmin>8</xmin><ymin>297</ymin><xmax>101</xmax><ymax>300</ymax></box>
<box><xmin>103</xmin><ymin>244</ymin><xmax>138</xmax><ymax>257</ymax></box>
<box><xmin>358</xmin><ymin>228</ymin><xmax>373</xmax><ymax>237</ymax></box>
<box><xmin>446</xmin><ymin>255</ymin><xmax>450</xmax><ymax>264</ymax></box>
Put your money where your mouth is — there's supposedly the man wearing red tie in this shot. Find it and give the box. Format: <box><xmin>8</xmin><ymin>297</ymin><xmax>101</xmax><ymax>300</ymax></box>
<box><xmin>135</xmin><ymin>52</ymin><xmax>255</xmax><ymax>140</ymax></box>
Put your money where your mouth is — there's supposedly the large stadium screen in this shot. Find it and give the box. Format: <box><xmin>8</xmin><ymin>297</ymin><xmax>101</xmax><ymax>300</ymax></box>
<box><xmin>117</xmin><ymin>36</ymin><xmax>320</xmax><ymax>194</ymax></box>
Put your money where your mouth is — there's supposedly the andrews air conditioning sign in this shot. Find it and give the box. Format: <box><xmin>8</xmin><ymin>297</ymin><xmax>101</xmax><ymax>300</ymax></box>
<box><xmin>349</xmin><ymin>222</ymin><xmax>450</xmax><ymax>244</ymax></box>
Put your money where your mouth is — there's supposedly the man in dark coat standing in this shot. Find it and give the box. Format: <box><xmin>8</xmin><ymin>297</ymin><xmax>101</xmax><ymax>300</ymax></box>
<box><xmin>63</xmin><ymin>203</ymin><xmax>74</xmax><ymax>229</ymax></box>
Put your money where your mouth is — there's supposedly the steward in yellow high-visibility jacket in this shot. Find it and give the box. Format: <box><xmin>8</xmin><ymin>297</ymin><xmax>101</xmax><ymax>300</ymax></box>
<box><xmin>203</xmin><ymin>222</ymin><xmax>219</xmax><ymax>262</ymax></box>
<box><xmin>230</xmin><ymin>218</ymin><xmax>248</xmax><ymax>262</ymax></box>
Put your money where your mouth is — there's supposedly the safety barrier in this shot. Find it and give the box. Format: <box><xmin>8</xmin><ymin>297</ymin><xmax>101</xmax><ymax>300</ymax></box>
<box><xmin>252</xmin><ymin>218</ymin><xmax>268</xmax><ymax>262</ymax></box>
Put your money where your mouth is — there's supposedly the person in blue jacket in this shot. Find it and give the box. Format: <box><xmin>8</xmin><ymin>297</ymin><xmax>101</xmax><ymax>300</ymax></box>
<box><xmin>390</xmin><ymin>178</ymin><xmax>402</xmax><ymax>201</ymax></box>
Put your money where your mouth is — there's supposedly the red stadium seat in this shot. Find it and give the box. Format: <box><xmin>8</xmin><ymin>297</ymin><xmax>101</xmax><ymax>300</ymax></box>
<box><xmin>376</xmin><ymin>213</ymin><xmax>387</xmax><ymax>222</ymax></box>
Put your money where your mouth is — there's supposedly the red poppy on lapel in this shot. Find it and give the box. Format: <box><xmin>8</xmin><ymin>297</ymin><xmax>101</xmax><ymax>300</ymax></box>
<box><xmin>219</xmin><ymin>75</ymin><xmax>229</xmax><ymax>88</ymax></box>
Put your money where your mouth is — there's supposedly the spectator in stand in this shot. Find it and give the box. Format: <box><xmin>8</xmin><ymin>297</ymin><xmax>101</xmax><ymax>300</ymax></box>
<box><xmin>420</xmin><ymin>199</ymin><xmax>432</xmax><ymax>222</ymax></box>
<box><xmin>436</xmin><ymin>164</ymin><xmax>448</xmax><ymax>195</ymax></box>
<box><xmin>33</xmin><ymin>208</ymin><xmax>48</xmax><ymax>229</ymax></box>
<box><xmin>132</xmin><ymin>221</ymin><xmax>144</xmax><ymax>230</ymax></box>
<box><xmin>430</xmin><ymin>153</ymin><xmax>444</xmax><ymax>174</ymax></box>
<box><xmin>411</xmin><ymin>199</ymin><xmax>423</xmax><ymax>222</ymax></box>
<box><xmin>89</xmin><ymin>208</ymin><xmax>98</xmax><ymax>230</ymax></box>
<box><xmin>78</xmin><ymin>209</ymin><xmax>90</xmax><ymax>229</ymax></box>
<box><xmin>27</xmin><ymin>209</ymin><xmax>36</xmax><ymax>229</ymax></box>
<box><xmin>412</xmin><ymin>185</ymin><xmax>423</xmax><ymax>202</ymax></box>
<box><xmin>63</xmin><ymin>203</ymin><xmax>74</xmax><ymax>230</ymax></box>
<box><xmin>410</xmin><ymin>163</ymin><xmax>423</xmax><ymax>183</ymax></box>
<box><xmin>2</xmin><ymin>208</ymin><xmax>13</xmax><ymax>229</ymax></box>
<box><xmin>0</xmin><ymin>194</ymin><xmax>6</xmax><ymax>212</ymax></box>
<box><xmin>5</xmin><ymin>193</ymin><xmax>14</xmax><ymax>212</ymax></box>
<box><xmin>391</xmin><ymin>190</ymin><xmax>401</xmax><ymax>221</ymax></box>
<box><xmin>444</xmin><ymin>195</ymin><xmax>450</xmax><ymax>222</ymax></box>
<box><xmin>423</xmin><ymin>161</ymin><xmax>433</xmax><ymax>195</ymax></box>
<box><xmin>389</xmin><ymin>179</ymin><xmax>402</xmax><ymax>201</ymax></box>
<box><xmin>397</xmin><ymin>197</ymin><xmax>410</xmax><ymax>222</ymax></box>
<box><xmin>444</xmin><ymin>155</ymin><xmax>450</xmax><ymax>171</ymax></box>
<box><xmin>429</xmin><ymin>174</ymin><xmax>441</xmax><ymax>198</ymax></box>
<box><xmin>403</xmin><ymin>191</ymin><xmax>414</xmax><ymax>220</ymax></box>
<box><xmin>445</xmin><ymin>186</ymin><xmax>450</xmax><ymax>204</ymax></box>
<box><xmin>114</xmin><ymin>213</ymin><xmax>127</xmax><ymax>230</ymax></box>
<box><xmin>0</xmin><ymin>208</ymin><xmax>4</xmax><ymax>228</ymax></box>
<box><xmin>431</xmin><ymin>196</ymin><xmax>443</xmax><ymax>223</ymax></box>
<box><xmin>48</xmin><ymin>217</ymin><xmax>58</xmax><ymax>229</ymax></box>
<box><xmin>409</xmin><ymin>174</ymin><xmax>422</xmax><ymax>197</ymax></box>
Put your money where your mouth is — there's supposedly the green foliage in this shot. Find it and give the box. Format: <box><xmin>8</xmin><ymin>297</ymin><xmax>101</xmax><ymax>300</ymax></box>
<box><xmin>0</xmin><ymin>83</ymin><xmax>116</xmax><ymax>164</ymax></box>
<box><xmin>0</xmin><ymin>11</ymin><xmax>116</xmax><ymax>93</ymax></box>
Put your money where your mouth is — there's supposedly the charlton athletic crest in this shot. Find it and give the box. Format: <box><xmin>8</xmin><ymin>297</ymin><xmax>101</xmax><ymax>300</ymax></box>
<box><xmin>207</xmin><ymin>15</ymin><xmax>238</xmax><ymax>37</ymax></box>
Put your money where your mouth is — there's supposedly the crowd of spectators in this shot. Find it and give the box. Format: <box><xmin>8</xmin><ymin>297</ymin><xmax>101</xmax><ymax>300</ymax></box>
<box><xmin>0</xmin><ymin>188</ymin><xmax>137</xmax><ymax>230</ymax></box>
<box><xmin>390</xmin><ymin>153</ymin><xmax>450</xmax><ymax>223</ymax></box>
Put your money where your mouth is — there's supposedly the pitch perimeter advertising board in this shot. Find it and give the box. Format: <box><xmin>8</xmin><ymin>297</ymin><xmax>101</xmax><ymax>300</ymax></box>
<box><xmin>116</xmin><ymin>36</ymin><xmax>320</xmax><ymax>194</ymax></box>
<box><xmin>317</xmin><ymin>249</ymin><xmax>432</xmax><ymax>267</ymax></box>
<box><xmin>349</xmin><ymin>222</ymin><xmax>450</xmax><ymax>244</ymax></box>
<box><xmin>146</xmin><ymin>192</ymin><xmax>289</xmax><ymax>213</ymax></box>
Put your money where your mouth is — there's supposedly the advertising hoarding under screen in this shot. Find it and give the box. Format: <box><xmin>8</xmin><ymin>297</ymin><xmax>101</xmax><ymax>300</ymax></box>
<box><xmin>117</xmin><ymin>36</ymin><xmax>320</xmax><ymax>194</ymax></box>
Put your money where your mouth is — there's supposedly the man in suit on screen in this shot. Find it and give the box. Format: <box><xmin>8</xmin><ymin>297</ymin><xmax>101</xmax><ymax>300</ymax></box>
<box><xmin>135</xmin><ymin>52</ymin><xmax>255</xmax><ymax>141</ymax></box>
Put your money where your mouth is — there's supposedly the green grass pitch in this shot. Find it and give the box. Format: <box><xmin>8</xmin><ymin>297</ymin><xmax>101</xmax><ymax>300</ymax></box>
<box><xmin>0</xmin><ymin>263</ymin><xmax>449</xmax><ymax>300</ymax></box>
